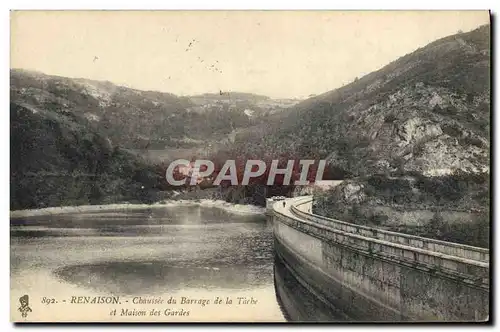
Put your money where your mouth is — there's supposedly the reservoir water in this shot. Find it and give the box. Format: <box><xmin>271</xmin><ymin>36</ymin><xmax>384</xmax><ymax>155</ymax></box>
<box><xmin>10</xmin><ymin>204</ymin><xmax>286</xmax><ymax>322</ymax></box>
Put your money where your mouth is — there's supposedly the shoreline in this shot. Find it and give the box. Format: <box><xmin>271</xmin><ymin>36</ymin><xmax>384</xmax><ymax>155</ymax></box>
<box><xmin>10</xmin><ymin>199</ymin><xmax>265</xmax><ymax>219</ymax></box>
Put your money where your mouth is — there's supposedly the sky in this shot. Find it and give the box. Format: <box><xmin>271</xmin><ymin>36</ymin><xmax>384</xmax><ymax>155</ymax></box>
<box><xmin>11</xmin><ymin>11</ymin><xmax>490</xmax><ymax>99</ymax></box>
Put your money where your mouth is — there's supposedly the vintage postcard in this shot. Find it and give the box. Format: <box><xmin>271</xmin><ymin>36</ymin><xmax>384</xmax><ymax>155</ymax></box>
<box><xmin>10</xmin><ymin>10</ymin><xmax>490</xmax><ymax>322</ymax></box>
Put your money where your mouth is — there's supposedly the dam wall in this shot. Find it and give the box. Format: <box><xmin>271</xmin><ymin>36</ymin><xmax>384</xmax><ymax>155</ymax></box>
<box><xmin>271</xmin><ymin>196</ymin><xmax>490</xmax><ymax>322</ymax></box>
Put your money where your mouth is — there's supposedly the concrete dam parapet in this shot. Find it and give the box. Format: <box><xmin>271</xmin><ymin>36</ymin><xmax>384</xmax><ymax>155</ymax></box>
<box><xmin>271</xmin><ymin>196</ymin><xmax>489</xmax><ymax>322</ymax></box>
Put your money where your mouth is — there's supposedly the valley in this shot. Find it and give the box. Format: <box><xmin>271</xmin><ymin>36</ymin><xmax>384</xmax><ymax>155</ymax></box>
<box><xmin>10</xmin><ymin>24</ymin><xmax>491</xmax><ymax>247</ymax></box>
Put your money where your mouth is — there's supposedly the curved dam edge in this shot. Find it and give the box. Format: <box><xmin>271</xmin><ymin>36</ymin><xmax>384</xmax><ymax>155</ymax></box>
<box><xmin>271</xmin><ymin>196</ymin><xmax>490</xmax><ymax>322</ymax></box>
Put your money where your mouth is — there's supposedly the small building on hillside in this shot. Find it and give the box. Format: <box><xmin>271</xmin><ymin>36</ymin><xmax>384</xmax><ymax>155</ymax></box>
<box><xmin>292</xmin><ymin>180</ymin><xmax>343</xmax><ymax>196</ymax></box>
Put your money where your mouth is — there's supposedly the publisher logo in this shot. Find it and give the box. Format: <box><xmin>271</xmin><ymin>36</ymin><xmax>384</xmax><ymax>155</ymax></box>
<box><xmin>18</xmin><ymin>294</ymin><xmax>32</xmax><ymax>318</ymax></box>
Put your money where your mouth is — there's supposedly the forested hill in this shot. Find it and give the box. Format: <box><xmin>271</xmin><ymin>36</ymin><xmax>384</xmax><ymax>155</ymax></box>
<box><xmin>10</xmin><ymin>100</ymin><xmax>162</xmax><ymax>210</ymax></box>
<box><xmin>230</xmin><ymin>24</ymin><xmax>490</xmax><ymax>178</ymax></box>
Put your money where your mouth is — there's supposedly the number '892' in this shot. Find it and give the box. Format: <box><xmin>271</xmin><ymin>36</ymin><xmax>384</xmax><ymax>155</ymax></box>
<box><xmin>41</xmin><ymin>297</ymin><xmax>56</xmax><ymax>305</ymax></box>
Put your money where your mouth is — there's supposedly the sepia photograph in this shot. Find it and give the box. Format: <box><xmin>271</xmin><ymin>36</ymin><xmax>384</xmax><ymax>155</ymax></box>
<box><xmin>9</xmin><ymin>10</ymin><xmax>491</xmax><ymax>323</ymax></box>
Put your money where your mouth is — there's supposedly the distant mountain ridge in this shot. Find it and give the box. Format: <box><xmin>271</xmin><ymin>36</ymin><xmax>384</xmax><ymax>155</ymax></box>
<box><xmin>11</xmin><ymin>69</ymin><xmax>195</xmax><ymax>149</ymax></box>
<box><xmin>11</xmin><ymin>69</ymin><xmax>298</xmax><ymax>150</ymax></box>
<box><xmin>189</xmin><ymin>92</ymin><xmax>271</xmax><ymax>102</ymax></box>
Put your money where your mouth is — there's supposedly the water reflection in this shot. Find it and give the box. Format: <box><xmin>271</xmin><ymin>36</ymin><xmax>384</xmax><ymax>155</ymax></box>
<box><xmin>56</xmin><ymin>260</ymin><xmax>271</xmax><ymax>295</ymax></box>
<box><xmin>274</xmin><ymin>252</ymin><xmax>351</xmax><ymax>322</ymax></box>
